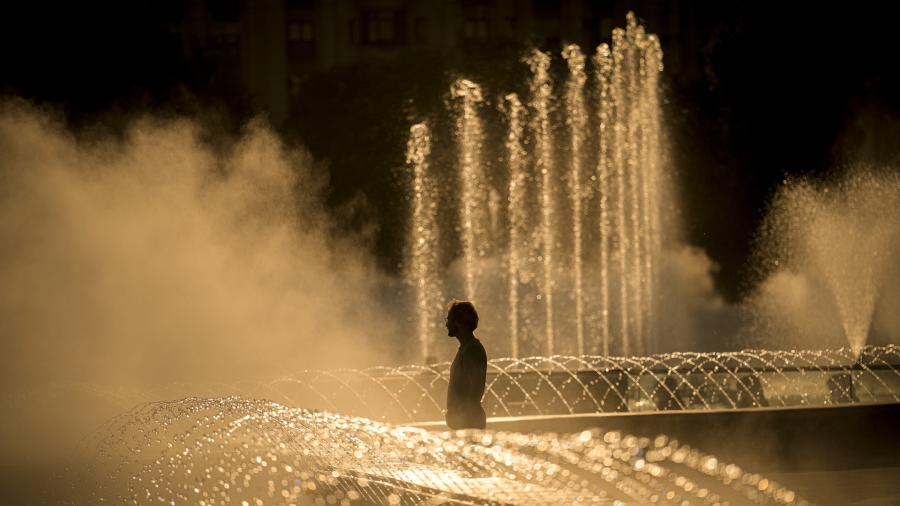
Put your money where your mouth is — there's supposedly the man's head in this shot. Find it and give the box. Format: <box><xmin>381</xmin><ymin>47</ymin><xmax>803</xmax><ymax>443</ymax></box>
<box><xmin>445</xmin><ymin>299</ymin><xmax>478</xmax><ymax>336</ymax></box>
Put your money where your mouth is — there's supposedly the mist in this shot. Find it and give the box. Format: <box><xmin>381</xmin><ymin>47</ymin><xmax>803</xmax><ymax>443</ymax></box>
<box><xmin>657</xmin><ymin>245</ymin><xmax>742</xmax><ymax>353</ymax></box>
<box><xmin>0</xmin><ymin>100</ymin><xmax>399</xmax><ymax>462</ymax></box>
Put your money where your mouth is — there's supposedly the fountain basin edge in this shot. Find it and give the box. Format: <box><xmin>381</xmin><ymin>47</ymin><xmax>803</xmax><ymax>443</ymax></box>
<box><xmin>410</xmin><ymin>402</ymin><xmax>900</xmax><ymax>474</ymax></box>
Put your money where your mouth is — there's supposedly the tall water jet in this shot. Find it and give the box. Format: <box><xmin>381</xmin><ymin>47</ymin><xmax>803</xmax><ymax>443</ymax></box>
<box><xmin>609</xmin><ymin>26</ymin><xmax>632</xmax><ymax>355</ymax></box>
<box><xmin>405</xmin><ymin>14</ymin><xmax>669</xmax><ymax>359</ymax></box>
<box><xmin>641</xmin><ymin>27</ymin><xmax>664</xmax><ymax>354</ymax></box>
<box><xmin>504</xmin><ymin>93</ymin><xmax>528</xmax><ymax>359</ymax></box>
<box><xmin>750</xmin><ymin>166</ymin><xmax>900</xmax><ymax>358</ymax></box>
<box><xmin>605</xmin><ymin>14</ymin><xmax>664</xmax><ymax>356</ymax></box>
<box><xmin>593</xmin><ymin>43</ymin><xmax>613</xmax><ymax>356</ymax></box>
<box><xmin>525</xmin><ymin>49</ymin><xmax>557</xmax><ymax>356</ymax></box>
<box><xmin>449</xmin><ymin>79</ymin><xmax>489</xmax><ymax>304</ymax></box>
<box><xmin>406</xmin><ymin>123</ymin><xmax>439</xmax><ymax>362</ymax></box>
<box><xmin>562</xmin><ymin>43</ymin><xmax>588</xmax><ymax>356</ymax></box>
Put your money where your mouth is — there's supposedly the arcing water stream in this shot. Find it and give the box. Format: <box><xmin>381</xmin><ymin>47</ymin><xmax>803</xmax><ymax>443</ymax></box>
<box><xmin>65</xmin><ymin>396</ymin><xmax>816</xmax><ymax>506</ymax></box>
<box><xmin>40</xmin><ymin>347</ymin><xmax>900</xmax><ymax>428</ymax></box>
<box><xmin>206</xmin><ymin>346</ymin><xmax>900</xmax><ymax>424</ymax></box>
<box><xmin>406</xmin><ymin>14</ymin><xmax>668</xmax><ymax>362</ymax></box>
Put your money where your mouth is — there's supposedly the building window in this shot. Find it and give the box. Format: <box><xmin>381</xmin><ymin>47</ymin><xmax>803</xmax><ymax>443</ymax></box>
<box><xmin>463</xmin><ymin>18</ymin><xmax>489</xmax><ymax>39</ymax></box>
<box><xmin>414</xmin><ymin>17</ymin><xmax>428</xmax><ymax>43</ymax></box>
<box><xmin>208</xmin><ymin>34</ymin><xmax>240</xmax><ymax>56</ymax></box>
<box><xmin>370</xmin><ymin>11</ymin><xmax>394</xmax><ymax>42</ymax></box>
<box><xmin>290</xmin><ymin>75</ymin><xmax>303</xmax><ymax>95</ymax></box>
<box><xmin>288</xmin><ymin>20</ymin><xmax>314</xmax><ymax>42</ymax></box>
<box><xmin>287</xmin><ymin>20</ymin><xmax>315</xmax><ymax>60</ymax></box>
<box><xmin>362</xmin><ymin>10</ymin><xmax>403</xmax><ymax>44</ymax></box>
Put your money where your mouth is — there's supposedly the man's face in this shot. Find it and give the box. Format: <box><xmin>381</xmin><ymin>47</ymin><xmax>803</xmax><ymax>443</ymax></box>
<box><xmin>445</xmin><ymin>313</ymin><xmax>459</xmax><ymax>337</ymax></box>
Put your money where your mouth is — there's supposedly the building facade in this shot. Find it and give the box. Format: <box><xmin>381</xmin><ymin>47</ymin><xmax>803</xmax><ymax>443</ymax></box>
<box><xmin>150</xmin><ymin>0</ymin><xmax>704</xmax><ymax>126</ymax></box>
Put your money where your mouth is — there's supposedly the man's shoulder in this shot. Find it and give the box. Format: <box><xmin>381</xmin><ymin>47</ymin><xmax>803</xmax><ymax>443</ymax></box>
<box><xmin>465</xmin><ymin>339</ymin><xmax>487</xmax><ymax>360</ymax></box>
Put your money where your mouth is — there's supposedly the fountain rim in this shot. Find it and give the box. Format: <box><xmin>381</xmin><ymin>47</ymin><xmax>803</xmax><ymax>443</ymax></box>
<box><xmin>406</xmin><ymin>400</ymin><xmax>900</xmax><ymax>430</ymax></box>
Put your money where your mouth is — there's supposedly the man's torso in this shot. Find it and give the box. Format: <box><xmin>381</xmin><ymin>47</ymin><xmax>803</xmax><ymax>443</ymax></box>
<box><xmin>446</xmin><ymin>339</ymin><xmax>487</xmax><ymax>429</ymax></box>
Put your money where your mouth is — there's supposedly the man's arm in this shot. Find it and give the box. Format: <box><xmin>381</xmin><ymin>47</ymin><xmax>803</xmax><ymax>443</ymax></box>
<box><xmin>461</xmin><ymin>346</ymin><xmax>487</xmax><ymax>409</ymax></box>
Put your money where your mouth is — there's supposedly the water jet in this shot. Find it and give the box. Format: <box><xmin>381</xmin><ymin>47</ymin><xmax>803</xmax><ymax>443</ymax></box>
<box><xmin>406</xmin><ymin>13</ymin><xmax>668</xmax><ymax>362</ymax></box>
<box><xmin>748</xmin><ymin>167</ymin><xmax>900</xmax><ymax>358</ymax></box>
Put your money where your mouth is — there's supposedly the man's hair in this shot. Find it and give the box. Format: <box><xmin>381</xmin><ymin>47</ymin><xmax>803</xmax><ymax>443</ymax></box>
<box><xmin>446</xmin><ymin>299</ymin><xmax>479</xmax><ymax>330</ymax></box>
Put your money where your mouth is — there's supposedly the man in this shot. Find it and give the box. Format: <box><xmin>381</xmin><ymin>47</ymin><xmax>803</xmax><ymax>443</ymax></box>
<box><xmin>444</xmin><ymin>299</ymin><xmax>487</xmax><ymax>430</ymax></box>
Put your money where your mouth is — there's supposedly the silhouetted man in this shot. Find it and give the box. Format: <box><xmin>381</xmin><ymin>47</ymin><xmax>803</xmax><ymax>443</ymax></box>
<box><xmin>444</xmin><ymin>299</ymin><xmax>487</xmax><ymax>430</ymax></box>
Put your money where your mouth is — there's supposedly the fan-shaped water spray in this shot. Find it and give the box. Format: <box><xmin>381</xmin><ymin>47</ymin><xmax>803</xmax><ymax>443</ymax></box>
<box><xmin>749</xmin><ymin>166</ymin><xmax>900</xmax><ymax>357</ymax></box>
<box><xmin>63</xmin><ymin>397</ymin><xmax>815</xmax><ymax>506</ymax></box>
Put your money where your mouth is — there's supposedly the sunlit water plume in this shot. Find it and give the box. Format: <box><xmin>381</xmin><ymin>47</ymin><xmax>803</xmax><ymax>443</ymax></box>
<box><xmin>747</xmin><ymin>165</ymin><xmax>900</xmax><ymax>357</ymax></box>
<box><xmin>407</xmin><ymin>123</ymin><xmax>440</xmax><ymax>362</ymax></box>
<box><xmin>405</xmin><ymin>14</ymin><xmax>669</xmax><ymax>362</ymax></box>
<box><xmin>63</xmin><ymin>397</ymin><xmax>816</xmax><ymax>506</ymax></box>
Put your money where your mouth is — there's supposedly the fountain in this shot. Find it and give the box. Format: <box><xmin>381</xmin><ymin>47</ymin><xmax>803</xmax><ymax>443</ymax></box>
<box><xmin>8</xmin><ymin>15</ymin><xmax>900</xmax><ymax>506</ymax></box>
<box><xmin>406</xmin><ymin>13</ymin><xmax>669</xmax><ymax>362</ymax></box>
<box><xmin>182</xmin><ymin>346</ymin><xmax>900</xmax><ymax>424</ymax></box>
<box><xmin>747</xmin><ymin>166</ymin><xmax>900</xmax><ymax>357</ymax></box>
<box><xmin>63</xmin><ymin>396</ymin><xmax>820</xmax><ymax>506</ymax></box>
<box><xmin>52</xmin><ymin>346</ymin><xmax>900</xmax><ymax>505</ymax></box>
